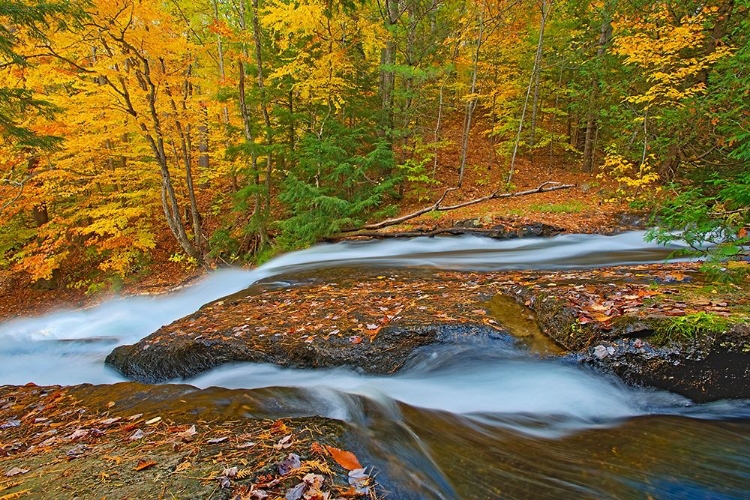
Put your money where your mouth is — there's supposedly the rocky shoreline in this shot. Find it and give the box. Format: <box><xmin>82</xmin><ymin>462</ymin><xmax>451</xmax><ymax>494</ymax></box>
<box><xmin>106</xmin><ymin>263</ymin><xmax>749</xmax><ymax>402</ymax></box>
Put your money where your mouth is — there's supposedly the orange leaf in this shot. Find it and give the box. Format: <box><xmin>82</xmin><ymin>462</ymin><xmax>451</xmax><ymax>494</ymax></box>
<box><xmin>134</xmin><ymin>460</ymin><xmax>157</xmax><ymax>471</ymax></box>
<box><xmin>325</xmin><ymin>445</ymin><xmax>362</xmax><ymax>471</ymax></box>
<box><xmin>271</xmin><ymin>420</ymin><xmax>289</xmax><ymax>434</ymax></box>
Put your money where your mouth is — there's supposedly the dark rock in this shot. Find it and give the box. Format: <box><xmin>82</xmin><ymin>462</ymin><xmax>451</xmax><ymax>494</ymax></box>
<box><xmin>614</xmin><ymin>212</ymin><xmax>649</xmax><ymax>230</ymax></box>
<box><xmin>489</xmin><ymin>225</ymin><xmax>518</xmax><ymax>239</ymax></box>
<box><xmin>503</xmin><ymin>283</ymin><xmax>750</xmax><ymax>402</ymax></box>
<box><xmin>516</xmin><ymin>223</ymin><xmax>565</xmax><ymax>238</ymax></box>
<box><xmin>580</xmin><ymin>333</ymin><xmax>750</xmax><ymax>402</ymax></box>
<box><xmin>106</xmin><ymin>322</ymin><xmax>507</xmax><ymax>384</ymax></box>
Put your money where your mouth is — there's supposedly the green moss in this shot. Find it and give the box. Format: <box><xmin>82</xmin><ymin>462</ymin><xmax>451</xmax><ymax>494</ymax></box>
<box><xmin>653</xmin><ymin>312</ymin><xmax>732</xmax><ymax>344</ymax></box>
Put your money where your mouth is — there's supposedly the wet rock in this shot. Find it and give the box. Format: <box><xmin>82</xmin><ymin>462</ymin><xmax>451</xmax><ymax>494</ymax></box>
<box><xmin>106</xmin><ymin>265</ymin><xmax>750</xmax><ymax>403</ymax></box>
<box><xmin>516</xmin><ymin>223</ymin><xmax>565</xmax><ymax>238</ymax></box>
<box><xmin>614</xmin><ymin>212</ymin><xmax>649</xmax><ymax>230</ymax></box>
<box><xmin>489</xmin><ymin>225</ymin><xmax>518</xmax><ymax>239</ymax></box>
<box><xmin>502</xmin><ymin>279</ymin><xmax>750</xmax><ymax>402</ymax></box>
<box><xmin>106</xmin><ymin>322</ymin><xmax>507</xmax><ymax>384</ymax></box>
<box><xmin>579</xmin><ymin>333</ymin><xmax>750</xmax><ymax>402</ymax></box>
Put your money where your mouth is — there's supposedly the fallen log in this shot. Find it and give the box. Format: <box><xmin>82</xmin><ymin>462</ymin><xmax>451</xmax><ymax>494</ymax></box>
<box><xmin>340</xmin><ymin>181</ymin><xmax>576</xmax><ymax>233</ymax></box>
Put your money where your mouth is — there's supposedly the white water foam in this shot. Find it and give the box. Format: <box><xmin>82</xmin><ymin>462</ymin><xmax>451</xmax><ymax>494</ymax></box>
<box><xmin>0</xmin><ymin>231</ymin><xmax>689</xmax><ymax>386</ymax></box>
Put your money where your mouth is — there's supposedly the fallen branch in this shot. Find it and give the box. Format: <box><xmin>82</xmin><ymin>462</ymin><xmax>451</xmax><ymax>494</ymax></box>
<box><xmin>343</xmin><ymin>181</ymin><xmax>575</xmax><ymax>232</ymax></box>
<box><xmin>329</xmin><ymin>224</ymin><xmax>565</xmax><ymax>241</ymax></box>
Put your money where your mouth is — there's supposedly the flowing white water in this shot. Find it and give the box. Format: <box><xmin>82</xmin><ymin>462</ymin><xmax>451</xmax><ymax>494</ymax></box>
<box><xmin>2</xmin><ymin>231</ymin><xmax>748</xmax><ymax>499</ymax></box>
<box><xmin>0</xmin><ymin>231</ymin><xmax>692</xmax><ymax>398</ymax></box>
<box><xmin>185</xmin><ymin>353</ymin><xmax>686</xmax><ymax>438</ymax></box>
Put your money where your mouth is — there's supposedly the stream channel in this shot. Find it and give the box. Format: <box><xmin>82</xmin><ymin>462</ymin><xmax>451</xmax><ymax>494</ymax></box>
<box><xmin>1</xmin><ymin>231</ymin><xmax>749</xmax><ymax>498</ymax></box>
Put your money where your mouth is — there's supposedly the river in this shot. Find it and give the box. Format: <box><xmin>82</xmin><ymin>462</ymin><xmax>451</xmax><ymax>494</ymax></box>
<box><xmin>1</xmin><ymin>231</ymin><xmax>749</xmax><ymax>498</ymax></box>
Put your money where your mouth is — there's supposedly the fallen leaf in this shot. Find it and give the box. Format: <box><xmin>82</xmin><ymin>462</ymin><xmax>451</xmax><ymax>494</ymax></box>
<box><xmin>348</xmin><ymin>336</ymin><xmax>362</xmax><ymax>344</ymax></box>
<box><xmin>590</xmin><ymin>312</ymin><xmax>613</xmax><ymax>323</ymax></box>
<box><xmin>66</xmin><ymin>444</ymin><xmax>88</xmax><ymax>458</ymax></box>
<box><xmin>285</xmin><ymin>482</ymin><xmax>306</xmax><ymax>500</ymax></box>
<box><xmin>145</xmin><ymin>417</ymin><xmax>161</xmax><ymax>425</ymax></box>
<box><xmin>278</xmin><ymin>453</ymin><xmax>301</xmax><ymax>475</ymax></box>
<box><xmin>128</xmin><ymin>429</ymin><xmax>145</xmax><ymax>441</ymax></box>
<box><xmin>67</xmin><ymin>429</ymin><xmax>89</xmax><ymax>440</ymax></box>
<box><xmin>134</xmin><ymin>460</ymin><xmax>157</xmax><ymax>471</ymax></box>
<box><xmin>99</xmin><ymin>417</ymin><xmax>121</xmax><ymax>426</ymax></box>
<box><xmin>176</xmin><ymin>425</ymin><xmax>196</xmax><ymax>441</ymax></box>
<box><xmin>271</xmin><ymin>421</ymin><xmax>289</xmax><ymax>434</ymax></box>
<box><xmin>325</xmin><ymin>446</ymin><xmax>362</xmax><ymax>471</ymax></box>
<box><xmin>0</xmin><ymin>420</ymin><xmax>20</xmax><ymax>430</ymax></box>
<box><xmin>348</xmin><ymin>468</ymin><xmax>370</xmax><ymax>495</ymax></box>
<box><xmin>207</xmin><ymin>436</ymin><xmax>228</xmax><ymax>444</ymax></box>
<box><xmin>173</xmin><ymin>461</ymin><xmax>191</xmax><ymax>474</ymax></box>
<box><xmin>274</xmin><ymin>434</ymin><xmax>293</xmax><ymax>450</ymax></box>
<box><xmin>4</xmin><ymin>467</ymin><xmax>29</xmax><ymax>477</ymax></box>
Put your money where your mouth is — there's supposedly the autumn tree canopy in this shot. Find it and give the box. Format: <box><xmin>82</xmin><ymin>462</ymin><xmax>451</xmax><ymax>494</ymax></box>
<box><xmin>1</xmin><ymin>0</ymin><xmax>747</xmax><ymax>287</ymax></box>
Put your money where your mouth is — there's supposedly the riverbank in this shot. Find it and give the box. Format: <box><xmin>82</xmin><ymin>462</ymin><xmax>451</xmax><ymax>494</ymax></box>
<box><xmin>105</xmin><ymin>262</ymin><xmax>749</xmax><ymax>402</ymax></box>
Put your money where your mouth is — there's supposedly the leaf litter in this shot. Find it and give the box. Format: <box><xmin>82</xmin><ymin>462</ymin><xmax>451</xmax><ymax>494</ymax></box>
<box><xmin>0</xmin><ymin>384</ymin><xmax>381</xmax><ymax>499</ymax></box>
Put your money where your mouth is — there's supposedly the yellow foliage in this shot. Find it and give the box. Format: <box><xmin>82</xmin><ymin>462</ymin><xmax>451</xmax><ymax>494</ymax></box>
<box><xmin>597</xmin><ymin>150</ymin><xmax>660</xmax><ymax>203</ymax></box>
<box><xmin>261</xmin><ymin>0</ymin><xmax>384</xmax><ymax>108</ymax></box>
<box><xmin>0</xmin><ymin>0</ymin><xmax>224</xmax><ymax>283</ymax></box>
<box><xmin>613</xmin><ymin>5</ymin><xmax>733</xmax><ymax>107</ymax></box>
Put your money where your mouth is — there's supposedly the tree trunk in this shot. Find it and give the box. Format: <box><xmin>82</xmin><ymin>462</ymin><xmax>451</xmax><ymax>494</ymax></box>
<box><xmin>212</xmin><ymin>0</ymin><xmax>230</xmax><ymax>125</ymax></box>
<box><xmin>529</xmin><ymin>0</ymin><xmax>550</xmax><ymax>150</ymax></box>
<box><xmin>507</xmin><ymin>0</ymin><xmax>552</xmax><ymax>184</ymax></box>
<box><xmin>457</xmin><ymin>0</ymin><xmax>485</xmax><ymax>188</ymax></box>
<box><xmin>379</xmin><ymin>0</ymin><xmax>400</xmax><ymax>134</ymax></box>
<box><xmin>250</xmin><ymin>0</ymin><xmax>272</xmax><ymax>248</ymax></box>
<box><xmin>198</xmin><ymin>107</ymin><xmax>209</xmax><ymax>169</ymax></box>
<box><xmin>582</xmin><ymin>6</ymin><xmax>612</xmax><ymax>173</ymax></box>
<box><xmin>140</xmin><ymin>58</ymin><xmax>200</xmax><ymax>261</ymax></box>
<box><xmin>32</xmin><ymin>202</ymin><xmax>48</xmax><ymax>227</ymax></box>
<box><xmin>236</xmin><ymin>1</ymin><xmax>262</xmax><ymax>221</ymax></box>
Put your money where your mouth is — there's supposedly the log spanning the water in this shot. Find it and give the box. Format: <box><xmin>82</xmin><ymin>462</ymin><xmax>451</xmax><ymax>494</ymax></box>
<box><xmin>341</xmin><ymin>181</ymin><xmax>576</xmax><ymax>233</ymax></box>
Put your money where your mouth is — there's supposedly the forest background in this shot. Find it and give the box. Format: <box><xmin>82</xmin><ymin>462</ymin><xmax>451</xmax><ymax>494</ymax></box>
<box><xmin>0</xmin><ymin>0</ymin><xmax>748</xmax><ymax>295</ymax></box>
